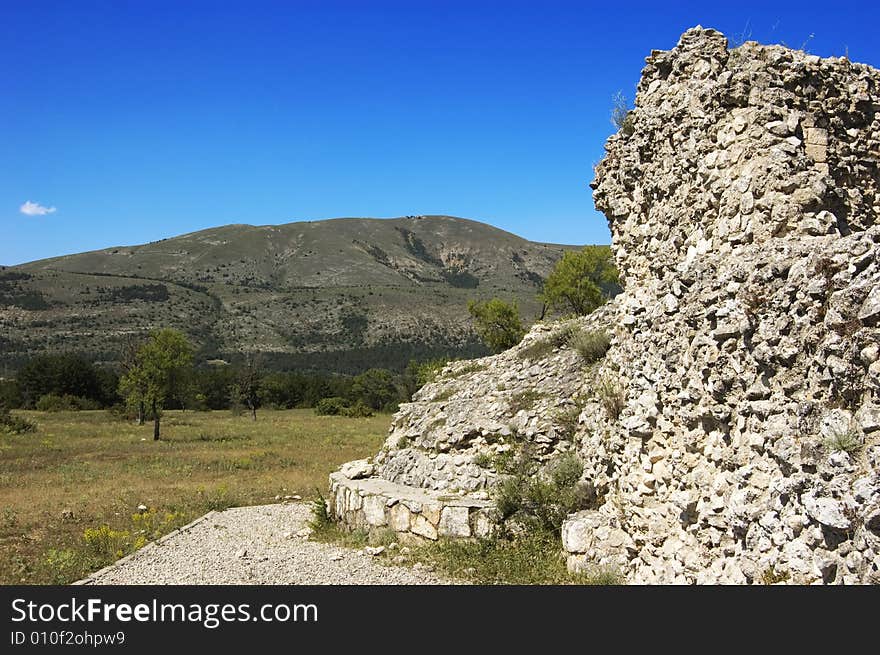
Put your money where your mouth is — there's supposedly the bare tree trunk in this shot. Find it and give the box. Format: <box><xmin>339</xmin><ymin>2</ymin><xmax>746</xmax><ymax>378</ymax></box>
<box><xmin>152</xmin><ymin>400</ymin><xmax>160</xmax><ymax>440</ymax></box>
<box><xmin>251</xmin><ymin>404</ymin><xmax>257</xmax><ymax>421</ymax></box>
<box><xmin>138</xmin><ymin>401</ymin><xmax>145</xmax><ymax>426</ymax></box>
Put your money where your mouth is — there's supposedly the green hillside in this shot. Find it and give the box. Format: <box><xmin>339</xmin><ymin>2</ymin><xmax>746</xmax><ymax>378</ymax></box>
<box><xmin>0</xmin><ymin>215</ymin><xmax>587</xmax><ymax>373</ymax></box>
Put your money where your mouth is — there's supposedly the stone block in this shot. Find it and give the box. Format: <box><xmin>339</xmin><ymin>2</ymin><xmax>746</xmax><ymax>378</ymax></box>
<box><xmin>562</xmin><ymin>511</ymin><xmax>599</xmax><ymax>553</ymax></box>
<box><xmin>362</xmin><ymin>495</ymin><xmax>387</xmax><ymax>527</ymax></box>
<box><xmin>438</xmin><ymin>506</ymin><xmax>471</xmax><ymax>538</ymax></box>
<box><xmin>472</xmin><ymin>509</ymin><xmax>497</xmax><ymax>538</ymax></box>
<box><xmin>410</xmin><ymin>514</ymin><xmax>438</xmax><ymax>540</ymax></box>
<box><xmin>388</xmin><ymin>503</ymin><xmax>412</xmax><ymax>532</ymax></box>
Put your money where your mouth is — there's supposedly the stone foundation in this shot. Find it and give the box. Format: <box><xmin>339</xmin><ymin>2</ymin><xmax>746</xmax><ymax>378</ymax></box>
<box><xmin>329</xmin><ymin>471</ymin><xmax>496</xmax><ymax>542</ymax></box>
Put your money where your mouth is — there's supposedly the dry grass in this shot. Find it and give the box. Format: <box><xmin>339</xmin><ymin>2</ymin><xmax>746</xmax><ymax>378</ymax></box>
<box><xmin>0</xmin><ymin>408</ymin><xmax>388</xmax><ymax>584</ymax></box>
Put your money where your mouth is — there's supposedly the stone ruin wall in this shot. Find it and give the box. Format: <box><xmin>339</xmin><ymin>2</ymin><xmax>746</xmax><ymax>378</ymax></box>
<box><xmin>331</xmin><ymin>27</ymin><xmax>880</xmax><ymax>584</ymax></box>
<box><xmin>578</xmin><ymin>27</ymin><xmax>880</xmax><ymax>584</ymax></box>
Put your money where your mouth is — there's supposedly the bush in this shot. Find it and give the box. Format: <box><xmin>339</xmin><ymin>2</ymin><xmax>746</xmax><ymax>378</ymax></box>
<box><xmin>351</xmin><ymin>368</ymin><xmax>398</xmax><ymax>411</ymax></box>
<box><xmin>495</xmin><ymin>451</ymin><xmax>592</xmax><ymax>534</ymax></box>
<box><xmin>0</xmin><ymin>406</ymin><xmax>37</xmax><ymax>434</ymax></box>
<box><xmin>35</xmin><ymin>393</ymin><xmax>101</xmax><ymax>412</ymax></box>
<box><xmin>17</xmin><ymin>353</ymin><xmax>113</xmax><ymax>407</ymax></box>
<box><xmin>0</xmin><ymin>379</ymin><xmax>22</xmax><ymax>408</ymax></box>
<box><xmin>314</xmin><ymin>397</ymin><xmax>348</xmax><ymax>416</ymax></box>
<box><xmin>343</xmin><ymin>401</ymin><xmax>374</xmax><ymax>418</ymax></box>
<box><xmin>569</xmin><ymin>329</ymin><xmax>611</xmax><ymax>363</ymax></box>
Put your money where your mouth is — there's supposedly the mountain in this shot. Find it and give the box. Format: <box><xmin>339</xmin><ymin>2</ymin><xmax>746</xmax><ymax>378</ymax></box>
<box><xmin>0</xmin><ymin>215</ymin><xmax>585</xmax><ymax>372</ymax></box>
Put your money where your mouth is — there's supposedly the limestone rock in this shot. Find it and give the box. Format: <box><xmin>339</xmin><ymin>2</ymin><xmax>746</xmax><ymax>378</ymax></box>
<box><xmin>802</xmin><ymin>492</ymin><xmax>852</xmax><ymax>531</ymax></box>
<box><xmin>340</xmin><ymin>459</ymin><xmax>375</xmax><ymax>480</ymax></box>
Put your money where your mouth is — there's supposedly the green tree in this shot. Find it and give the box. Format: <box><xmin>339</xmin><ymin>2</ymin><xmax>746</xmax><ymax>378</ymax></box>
<box><xmin>118</xmin><ymin>329</ymin><xmax>193</xmax><ymax>440</ymax></box>
<box><xmin>191</xmin><ymin>365</ymin><xmax>236</xmax><ymax>410</ymax></box>
<box><xmin>541</xmin><ymin>246</ymin><xmax>619</xmax><ymax>316</ymax></box>
<box><xmin>467</xmin><ymin>298</ymin><xmax>525</xmax><ymax>353</ymax></box>
<box><xmin>351</xmin><ymin>368</ymin><xmax>398</xmax><ymax>411</ymax></box>
<box><xmin>17</xmin><ymin>354</ymin><xmax>103</xmax><ymax>408</ymax></box>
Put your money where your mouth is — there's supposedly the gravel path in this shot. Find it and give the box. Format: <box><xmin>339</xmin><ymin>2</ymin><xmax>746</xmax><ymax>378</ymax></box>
<box><xmin>77</xmin><ymin>503</ymin><xmax>459</xmax><ymax>585</ymax></box>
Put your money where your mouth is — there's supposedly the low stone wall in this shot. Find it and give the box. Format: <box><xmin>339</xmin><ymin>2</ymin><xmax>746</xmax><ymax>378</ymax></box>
<box><xmin>329</xmin><ymin>471</ymin><xmax>496</xmax><ymax>543</ymax></box>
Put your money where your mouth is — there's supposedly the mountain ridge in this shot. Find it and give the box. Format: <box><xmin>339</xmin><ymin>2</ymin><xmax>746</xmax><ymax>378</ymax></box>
<box><xmin>1</xmin><ymin>215</ymin><xmax>591</xmax><ymax>372</ymax></box>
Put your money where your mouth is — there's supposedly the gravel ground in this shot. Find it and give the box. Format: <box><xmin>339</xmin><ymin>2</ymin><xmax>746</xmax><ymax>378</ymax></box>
<box><xmin>78</xmin><ymin>503</ymin><xmax>460</xmax><ymax>585</ymax></box>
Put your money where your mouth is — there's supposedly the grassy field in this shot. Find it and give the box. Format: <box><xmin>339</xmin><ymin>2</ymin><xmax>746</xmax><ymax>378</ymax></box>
<box><xmin>0</xmin><ymin>408</ymin><xmax>389</xmax><ymax>584</ymax></box>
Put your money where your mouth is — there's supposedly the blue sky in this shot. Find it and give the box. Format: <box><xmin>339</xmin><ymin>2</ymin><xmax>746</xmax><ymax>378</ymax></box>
<box><xmin>3</xmin><ymin>1</ymin><xmax>879</xmax><ymax>265</ymax></box>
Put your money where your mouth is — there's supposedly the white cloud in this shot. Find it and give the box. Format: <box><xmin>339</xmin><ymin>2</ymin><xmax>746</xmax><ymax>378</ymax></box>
<box><xmin>20</xmin><ymin>200</ymin><xmax>57</xmax><ymax>216</ymax></box>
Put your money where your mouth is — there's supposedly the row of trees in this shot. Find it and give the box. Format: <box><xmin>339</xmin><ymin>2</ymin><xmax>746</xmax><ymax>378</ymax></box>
<box><xmin>468</xmin><ymin>245</ymin><xmax>619</xmax><ymax>352</ymax></box>
<box><xmin>2</xmin><ymin>337</ymin><xmax>431</xmax><ymax>439</ymax></box>
<box><xmin>122</xmin><ymin>332</ymin><xmax>426</xmax><ymax>439</ymax></box>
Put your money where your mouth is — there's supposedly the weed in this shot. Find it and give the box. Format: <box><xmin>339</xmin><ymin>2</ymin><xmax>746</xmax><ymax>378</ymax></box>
<box><xmin>728</xmin><ymin>20</ymin><xmax>752</xmax><ymax>49</ymax></box>
<box><xmin>581</xmin><ymin>565</ymin><xmax>626</xmax><ymax>585</ymax></box>
<box><xmin>412</xmin><ymin>530</ymin><xmax>617</xmax><ymax>585</ymax></box>
<box><xmin>412</xmin><ymin>358</ymin><xmax>451</xmax><ymax>386</ymax></box>
<box><xmin>2</xmin><ymin>507</ymin><xmax>18</xmax><ymax>528</ymax></box>
<box><xmin>760</xmin><ymin>566</ymin><xmax>790</xmax><ymax>585</ymax></box>
<box><xmin>82</xmin><ymin>525</ymin><xmax>133</xmax><ymax>562</ymax></box>
<box><xmin>518</xmin><ymin>323</ymin><xmax>582</xmax><ymax>361</ymax></box>
<box><xmin>611</xmin><ymin>91</ymin><xmax>635</xmax><ymax>135</ymax></box>
<box><xmin>568</xmin><ymin>329</ymin><xmax>611</xmax><ymax>363</ymax></box>
<box><xmin>43</xmin><ymin>549</ymin><xmax>85</xmax><ymax>585</ymax></box>
<box><xmin>517</xmin><ymin>338</ymin><xmax>555</xmax><ymax>361</ymax></box>
<box><xmin>199</xmin><ymin>485</ymin><xmax>242</xmax><ymax>512</ymax></box>
<box><xmin>131</xmin><ymin>508</ymin><xmax>186</xmax><ymax>539</ymax></box>
<box><xmin>596</xmin><ymin>376</ymin><xmax>626</xmax><ymax>420</ymax></box>
<box><xmin>307</xmin><ymin>490</ymin><xmax>334</xmax><ymax>536</ymax></box>
<box><xmin>823</xmin><ymin>428</ymin><xmax>863</xmax><ymax>455</ymax></box>
<box><xmin>192</xmin><ymin>432</ymin><xmax>250</xmax><ymax>443</ymax></box>
<box><xmin>552</xmin><ymin>405</ymin><xmax>582</xmax><ymax>439</ymax></box>
<box><xmin>367</xmin><ymin>527</ymin><xmax>397</xmax><ymax>547</ymax></box>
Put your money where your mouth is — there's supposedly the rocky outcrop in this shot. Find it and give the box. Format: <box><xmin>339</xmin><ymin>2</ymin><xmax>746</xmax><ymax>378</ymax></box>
<box><xmin>332</xmin><ymin>27</ymin><xmax>880</xmax><ymax>584</ymax></box>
